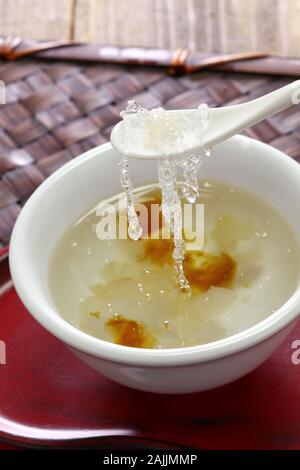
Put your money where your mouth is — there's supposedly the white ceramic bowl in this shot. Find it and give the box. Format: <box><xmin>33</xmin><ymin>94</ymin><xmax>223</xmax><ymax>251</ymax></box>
<box><xmin>9</xmin><ymin>136</ymin><xmax>300</xmax><ymax>394</ymax></box>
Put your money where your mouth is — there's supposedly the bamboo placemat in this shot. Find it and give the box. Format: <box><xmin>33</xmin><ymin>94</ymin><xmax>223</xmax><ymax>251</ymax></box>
<box><xmin>0</xmin><ymin>52</ymin><xmax>300</xmax><ymax>247</ymax></box>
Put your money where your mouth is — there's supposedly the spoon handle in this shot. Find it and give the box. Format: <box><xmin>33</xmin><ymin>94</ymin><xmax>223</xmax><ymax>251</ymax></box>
<box><xmin>204</xmin><ymin>80</ymin><xmax>300</xmax><ymax>148</ymax></box>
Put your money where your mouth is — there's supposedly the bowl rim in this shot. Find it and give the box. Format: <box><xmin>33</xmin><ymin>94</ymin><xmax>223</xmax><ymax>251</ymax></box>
<box><xmin>9</xmin><ymin>136</ymin><xmax>300</xmax><ymax>367</ymax></box>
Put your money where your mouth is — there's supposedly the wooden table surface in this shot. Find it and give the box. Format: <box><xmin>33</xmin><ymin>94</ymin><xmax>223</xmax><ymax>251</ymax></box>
<box><xmin>0</xmin><ymin>0</ymin><xmax>300</xmax><ymax>57</ymax></box>
<box><xmin>0</xmin><ymin>443</ymin><xmax>19</xmax><ymax>450</ymax></box>
<box><xmin>1</xmin><ymin>279</ymin><xmax>300</xmax><ymax>451</ymax></box>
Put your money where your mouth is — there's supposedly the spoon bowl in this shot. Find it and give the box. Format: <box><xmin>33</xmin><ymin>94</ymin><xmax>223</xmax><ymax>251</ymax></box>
<box><xmin>111</xmin><ymin>80</ymin><xmax>300</xmax><ymax>160</ymax></box>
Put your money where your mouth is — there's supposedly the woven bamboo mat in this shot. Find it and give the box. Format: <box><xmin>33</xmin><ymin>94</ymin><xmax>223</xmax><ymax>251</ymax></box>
<box><xmin>0</xmin><ymin>58</ymin><xmax>300</xmax><ymax>247</ymax></box>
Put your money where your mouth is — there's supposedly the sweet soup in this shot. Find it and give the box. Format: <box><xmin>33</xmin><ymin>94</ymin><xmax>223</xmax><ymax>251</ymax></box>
<box><xmin>49</xmin><ymin>180</ymin><xmax>300</xmax><ymax>349</ymax></box>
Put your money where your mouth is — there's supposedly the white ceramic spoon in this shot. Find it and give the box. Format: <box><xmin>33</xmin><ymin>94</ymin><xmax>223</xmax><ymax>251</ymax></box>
<box><xmin>110</xmin><ymin>80</ymin><xmax>300</xmax><ymax>160</ymax></box>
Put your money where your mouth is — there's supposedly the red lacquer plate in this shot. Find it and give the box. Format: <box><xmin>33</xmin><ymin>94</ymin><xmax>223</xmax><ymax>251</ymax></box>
<box><xmin>0</xmin><ymin>247</ymin><xmax>300</xmax><ymax>450</ymax></box>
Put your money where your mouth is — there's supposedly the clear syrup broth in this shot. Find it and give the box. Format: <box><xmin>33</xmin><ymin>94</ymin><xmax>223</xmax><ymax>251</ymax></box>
<box><xmin>49</xmin><ymin>180</ymin><xmax>300</xmax><ymax>349</ymax></box>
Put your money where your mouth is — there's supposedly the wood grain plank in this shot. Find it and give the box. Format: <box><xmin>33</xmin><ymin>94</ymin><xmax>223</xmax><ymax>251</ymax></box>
<box><xmin>1</xmin><ymin>0</ymin><xmax>300</xmax><ymax>57</ymax></box>
<box><xmin>191</xmin><ymin>0</ymin><xmax>210</xmax><ymax>53</ymax></box>
<box><xmin>75</xmin><ymin>0</ymin><xmax>158</xmax><ymax>47</ymax></box>
<box><xmin>154</xmin><ymin>0</ymin><xmax>171</xmax><ymax>49</ymax></box>
<box><xmin>74</xmin><ymin>0</ymin><xmax>106</xmax><ymax>43</ymax></box>
<box><xmin>285</xmin><ymin>0</ymin><xmax>300</xmax><ymax>56</ymax></box>
<box><xmin>207</xmin><ymin>0</ymin><xmax>222</xmax><ymax>53</ymax></box>
<box><xmin>221</xmin><ymin>0</ymin><xmax>257</xmax><ymax>53</ymax></box>
<box><xmin>0</xmin><ymin>0</ymin><xmax>74</xmax><ymax>40</ymax></box>
<box><xmin>252</xmin><ymin>0</ymin><xmax>281</xmax><ymax>54</ymax></box>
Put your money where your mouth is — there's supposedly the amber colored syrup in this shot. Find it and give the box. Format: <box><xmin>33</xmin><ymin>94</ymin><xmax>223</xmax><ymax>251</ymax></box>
<box><xmin>184</xmin><ymin>251</ymin><xmax>236</xmax><ymax>291</ymax></box>
<box><xmin>140</xmin><ymin>193</ymin><xmax>237</xmax><ymax>294</ymax></box>
<box><xmin>142</xmin><ymin>236</ymin><xmax>236</xmax><ymax>290</ymax></box>
<box><xmin>106</xmin><ymin>315</ymin><xmax>155</xmax><ymax>348</ymax></box>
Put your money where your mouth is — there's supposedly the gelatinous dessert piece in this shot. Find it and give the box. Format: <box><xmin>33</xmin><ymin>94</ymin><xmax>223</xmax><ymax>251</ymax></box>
<box><xmin>106</xmin><ymin>314</ymin><xmax>155</xmax><ymax>348</ymax></box>
<box><xmin>184</xmin><ymin>251</ymin><xmax>236</xmax><ymax>291</ymax></box>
